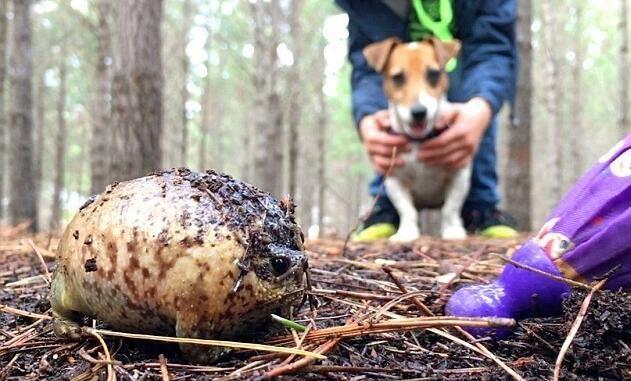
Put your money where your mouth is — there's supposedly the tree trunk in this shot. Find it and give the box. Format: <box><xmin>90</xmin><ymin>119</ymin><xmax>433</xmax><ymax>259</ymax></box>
<box><xmin>110</xmin><ymin>0</ymin><xmax>163</xmax><ymax>182</ymax></box>
<box><xmin>242</xmin><ymin>111</ymin><xmax>252</xmax><ymax>181</ymax></box>
<box><xmin>77</xmin><ymin>120</ymin><xmax>90</xmax><ymax>195</ymax></box>
<box><xmin>198</xmin><ymin>78</ymin><xmax>225</xmax><ymax>173</ymax></box>
<box><xmin>0</xmin><ymin>0</ymin><xmax>7</xmax><ymax>221</ymax></box>
<box><xmin>251</xmin><ymin>0</ymin><xmax>284</xmax><ymax>197</ymax></box>
<box><xmin>541</xmin><ymin>0</ymin><xmax>562</xmax><ymax>204</ymax></box>
<box><xmin>8</xmin><ymin>0</ymin><xmax>37</xmax><ymax>231</ymax></box>
<box><xmin>620</xmin><ymin>0</ymin><xmax>629</xmax><ymax>136</ymax></box>
<box><xmin>179</xmin><ymin>0</ymin><xmax>191</xmax><ymax>167</ymax></box>
<box><xmin>91</xmin><ymin>0</ymin><xmax>111</xmax><ymax>193</ymax></box>
<box><xmin>286</xmin><ymin>0</ymin><xmax>304</xmax><ymax>197</ymax></box>
<box><xmin>50</xmin><ymin>46</ymin><xmax>67</xmax><ymax>230</ymax></box>
<box><xmin>213</xmin><ymin>96</ymin><xmax>225</xmax><ymax>171</ymax></box>
<box><xmin>198</xmin><ymin>22</ymin><xmax>222</xmax><ymax>172</ymax></box>
<box><xmin>316</xmin><ymin>72</ymin><xmax>327</xmax><ymax>230</ymax></box>
<box><xmin>198</xmin><ymin>75</ymin><xmax>210</xmax><ymax>170</ymax></box>
<box><xmin>570</xmin><ymin>3</ymin><xmax>584</xmax><ymax>181</ymax></box>
<box><xmin>505</xmin><ymin>0</ymin><xmax>532</xmax><ymax>230</ymax></box>
<box><xmin>34</xmin><ymin>72</ymin><xmax>44</xmax><ymax>221</ymax></box>
<box><xmin>250</xmin><ymin>1</ymin><xmax>268</xmax><ymax>188</ymax></box>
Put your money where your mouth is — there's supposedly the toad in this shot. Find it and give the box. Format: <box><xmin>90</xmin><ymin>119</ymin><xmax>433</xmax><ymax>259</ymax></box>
<box><xmin>49</xmin><ymin>168</ymin><xmax>307</xmax><ymax>362</ymax></box>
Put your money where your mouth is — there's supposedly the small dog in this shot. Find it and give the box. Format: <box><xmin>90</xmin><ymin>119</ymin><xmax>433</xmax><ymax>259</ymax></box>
<box><xmin>363</xmin><ymin>37</ymin><xmax>469</xmax><ymax>241</ymax></box>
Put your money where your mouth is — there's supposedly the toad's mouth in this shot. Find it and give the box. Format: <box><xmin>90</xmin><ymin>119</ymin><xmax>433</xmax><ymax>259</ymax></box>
<box><xmin>256</xmin><ymin>287</ymin><xmax>306</xmax><ymax>309</ymax></box>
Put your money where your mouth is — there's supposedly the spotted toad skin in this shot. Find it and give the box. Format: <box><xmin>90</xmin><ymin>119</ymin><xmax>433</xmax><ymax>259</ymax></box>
<box><xmin>49</xmin><ymin>169</ymin><xmax>307</xmax><ymax>362</ymax></box>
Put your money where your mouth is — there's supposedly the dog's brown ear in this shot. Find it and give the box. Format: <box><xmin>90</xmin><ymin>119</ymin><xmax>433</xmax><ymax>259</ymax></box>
<box><xmin>363</xmin><ymin>37</ymin><xmax>401</xmax><ymax>72</ymax></box>
<box><xmin>429</xmin><ymin>38</ymin><xmax>461</xmax><ymax>68</ymax></box>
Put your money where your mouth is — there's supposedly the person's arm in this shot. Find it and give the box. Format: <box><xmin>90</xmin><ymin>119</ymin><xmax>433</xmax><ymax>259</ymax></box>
<box><xmin>334</xmin><ymin>0</ymin><xmax>410</xmax><ymax>174</ymax></box>
<box><xmin>334</xmin><ymin>0</ymin><xmax>408</xmax><ymax>126</ymax></box>
<box><xmin>418</xmin><ymin>0</ymin><xmax>517</xmax><ymax>169</ymax></box>
<box><xmin>348</xmin><ymin>27</ymin><xmax>388</xmax><ymax>127</ymax></box>
<box><xmin>456</xmin><ymin>0</ymin><xmax>517</xmax><ymax>115</ymax></box>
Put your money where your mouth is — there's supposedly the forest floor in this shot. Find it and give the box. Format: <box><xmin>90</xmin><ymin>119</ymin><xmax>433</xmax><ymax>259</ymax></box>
<box><xmin>0</xmin><ymin>224</ymin><xmax>629</xmax><ymax>381</ymax></box>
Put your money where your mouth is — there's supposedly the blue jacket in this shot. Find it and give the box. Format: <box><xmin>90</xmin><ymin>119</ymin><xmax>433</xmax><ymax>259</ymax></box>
<box><xmin>334</xmin><ymin>0</ymin><xmax>517</xmax><ymax>126</ymax></box>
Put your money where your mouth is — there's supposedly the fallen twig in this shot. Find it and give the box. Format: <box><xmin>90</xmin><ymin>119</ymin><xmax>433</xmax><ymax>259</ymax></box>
<box><xmin>5</xmin><ymin>274</ymin><xmax>49</xmax><ymax>287</ymax></box>
<box><xmin>268</xmin><ymin>316</ymin><xmax>515</xmax><ymax>345</ymax></box>
<box><xmin>84</xmin><ymin>328</ymin><xmax>326</xmax><ymax>359</ymax></box>
<box><xmin>262</xmin><ymin>335</ymin><xmax>342</xmax><ymax>379</ymax></box>
<box><xmin>383</xmin><ymin>266</ymin><xmax>524</xmax><ymax>381</ymax></box>
<box><xmin>492</xmin><ymin>253</ymin><xmax>591</xmax><ymax>290</ymax></box>
<box><xmin>553</xmin><ymin>278</ymin><xmax>608</xmax><ymax>381</ymax></box>
<box><xmin>302</xmin><ymin>365</ymin><xmax>395</xmax><ymax>374</ymax></box>
<box><xmin>0</xmin><ymin>304</ymin><xmax>52</xmax><ymax>321</ymax></box>
<box><xmin>77</xmin><ymin>346</ymin><xmax>121</xmax><ymax>366</ymax></box>
<box><xmin>128</xmin><ymin>362</ymin><xmax>230</xmax><ymax>372</ymax></box>
<box><xmin>159</xmin><ymin>354</ymin><xmax>170</xmax><ymax>381</ymax></box>
<box><xmin>26</xmin><ymin>239</ymin><xmax>53</xmax><ymax>282</ymax></box>
<box><xmin>0</xmin><ymin>353</ymin><xmax>20</xmax><ymax>381</ymax></box>
<box><xmin>311</xmin><ymin>288</ymin><xmax>402</xmax><ymax>302</ymax></box>
<box><xmin>262</xmin><ymin>313</ymin><xmax>362</xmax><ymax>379</ymax></box>
<box><xmin>85</xmin><ymin>328</ymin><xmax>115</xmax><ymax>381</ymax></box>
<box><xmin>383</xmin><ymin>266</ymin><xmax>433</xmax><ymax>316</ymax></box>
<box><xmin>373</xmin><ymin>290</ymin><xmax>429</xmax><ymax>319</ymax></box>
<box><xmin>342</xmin><ymin>147</ymin><xmax>398</xmax><ymax>256</ymax></box>
<box><xmin>437</xmin><ymin>246</ymin><xmax>486</xmax><ymax>304</ymax></box>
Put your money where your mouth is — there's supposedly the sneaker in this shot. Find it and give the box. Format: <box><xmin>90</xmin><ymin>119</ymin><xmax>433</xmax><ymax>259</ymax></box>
<box><xmin>351</xmin><ymin>197</ymin><xmax>400</xmax><ymax>242</ymax></box>
<box><xmin>462</xmin><ymin>207</ymin><xmax>519</xmax><ymax>238</ymax></box>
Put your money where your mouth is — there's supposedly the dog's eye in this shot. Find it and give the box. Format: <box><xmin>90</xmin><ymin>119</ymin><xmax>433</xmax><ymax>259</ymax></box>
<box><xmin>391</xmin><ymin>71</ymin><xmax>406</xmax><ymax>87</ymax></box>
<box><xmin>426</xmin><ymin>68</ymin><xmax>442</xmax><ymax>87</ymax></box>
<box><xmin>271</xmin><ymin>257</ymin><xmax>291</xmax><ymax>276</ymax></box>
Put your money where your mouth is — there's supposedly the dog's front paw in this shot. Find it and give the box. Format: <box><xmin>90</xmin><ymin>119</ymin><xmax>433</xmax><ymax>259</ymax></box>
<box><xmin>441</xmin><ymin>225</ymin><xmax>467</xmax><ymax>240</ymax></box>
<box><xmin>390</xmin><ymin>227</ymin><xmax>420</xmax><ymax>242</ymax></box>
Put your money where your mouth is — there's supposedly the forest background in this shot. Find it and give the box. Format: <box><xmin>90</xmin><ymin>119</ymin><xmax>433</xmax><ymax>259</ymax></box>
<box><xmin>0</xmin><ymin>0</ymin><xmax>629</xmax><ymax>236</ymax></box>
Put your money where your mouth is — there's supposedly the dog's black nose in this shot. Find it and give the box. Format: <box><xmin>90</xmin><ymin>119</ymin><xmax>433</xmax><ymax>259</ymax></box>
<box><xmin>411</xmin><ymin>104</ymin><xmax>427</xmax><ymax>122</ymax></box>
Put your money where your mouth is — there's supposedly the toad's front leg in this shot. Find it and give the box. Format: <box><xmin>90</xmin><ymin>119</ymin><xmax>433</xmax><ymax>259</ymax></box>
<box><xmin>49</xmin><ymin>270</ymin><xmax>84</xmax><ymax>340</ymax></box>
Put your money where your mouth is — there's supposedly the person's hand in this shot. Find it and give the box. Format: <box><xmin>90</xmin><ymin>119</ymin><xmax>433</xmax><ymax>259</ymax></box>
<box><xmin>418</xmin><ymin>97</ymin><xmax>492</xmax><ymax>169</ymax></box>
<box><xmin>359</xmin><ymin>110</ymin><xmax>410</xmax><ymax>174</ymax></box>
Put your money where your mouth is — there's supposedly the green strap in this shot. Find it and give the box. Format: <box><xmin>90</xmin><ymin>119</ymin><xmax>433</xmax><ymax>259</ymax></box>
<box><xmin>411</xmin><ymin>0</ymin><xmax>457</xmax><ymax>71</ymax></box>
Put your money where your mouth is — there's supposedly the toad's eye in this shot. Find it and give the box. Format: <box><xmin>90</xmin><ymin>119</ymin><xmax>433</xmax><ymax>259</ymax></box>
<box><xmin>271</xmin><ymin>257</ymin><xmax>291</xmax><ymax>276</ymax></box>
<box><xmin>391</xmin><ymin>71</ymin><xmax>406</xmax><ymax>87</ymax></box>
<box><xmin>426</xmin><ymin>68</ymin><xmax>442</xmax><ymax>87</ymax></box>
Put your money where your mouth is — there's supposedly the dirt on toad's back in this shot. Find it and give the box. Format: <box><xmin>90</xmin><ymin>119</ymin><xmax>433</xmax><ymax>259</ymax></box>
<box><xmin>143</xmin><ymin>168</ymin><xmax>301</xmax><ymax>248</ymax></box>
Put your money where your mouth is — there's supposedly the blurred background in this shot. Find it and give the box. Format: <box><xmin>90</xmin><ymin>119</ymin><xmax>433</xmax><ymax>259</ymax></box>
<box><xmin>0</xmin><ymin>0</ymin><xmax>628</xmax><ymax>236</ymax></box>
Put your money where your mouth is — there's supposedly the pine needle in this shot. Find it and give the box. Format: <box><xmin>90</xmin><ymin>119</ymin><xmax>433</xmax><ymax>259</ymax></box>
<box><xmin>84</xmin><ymin>328</ymin><xmax>326</xmax><ymax>359</ymax></box>
<box><xmin>84</xmin><ymin>328</ymin><xmax>115</xmax><ymax>381</ymax></box>
<box><xmin>553</xmin><ymin>278</ymin><xmax>608</xmax><ymax>381</ymax></box>
<box><xmin>270</xmin><ymin>314</ymin><xmax>307</xmax><ymax>332</ymax></box>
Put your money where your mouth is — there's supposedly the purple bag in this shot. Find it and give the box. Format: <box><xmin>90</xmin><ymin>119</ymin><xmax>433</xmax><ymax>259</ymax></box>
<box><xmin>446</xmin><ymin>135</ymin><xmax>631</xmax><ymax>334</ymax></box>
<box><xmin>536</xmin><ymin>137</ymin><xmax>631</xmax><ymax>289</ymax></box>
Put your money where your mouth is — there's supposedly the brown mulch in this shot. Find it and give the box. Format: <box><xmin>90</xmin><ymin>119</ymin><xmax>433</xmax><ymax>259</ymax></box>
<box><xmin>0</xmin><ymin>224</ymin><xmax>629</xmax><ymax>380</ymax></box>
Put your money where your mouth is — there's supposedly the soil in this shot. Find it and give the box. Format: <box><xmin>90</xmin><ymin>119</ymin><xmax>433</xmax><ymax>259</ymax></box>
<box><xmin>0</xmin><ymin>226</ymin><xmax>629</xmax><ymax>380</ymax></box>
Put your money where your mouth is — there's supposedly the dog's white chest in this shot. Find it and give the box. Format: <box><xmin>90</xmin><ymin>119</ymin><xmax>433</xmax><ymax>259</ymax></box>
<box><xmin>392</xmin><ymin>152</ymin><xmax>456</xmax><ymax>208</ymax></box>
<box><xmin>384</xmin><ymin>152</ymin><xmax>471</xmax><ymax>241</ymax></box>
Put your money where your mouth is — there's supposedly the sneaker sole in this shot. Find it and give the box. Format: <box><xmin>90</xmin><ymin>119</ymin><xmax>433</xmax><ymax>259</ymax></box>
<box><xmin>480</xmin><ymin>225</ymin><xmax>519</xmax><ymax>239</ymax></box>
<box><xmin>351</xmin><ymin>223</ymin><xmax>397</xmax><ymax>242</ymax></box>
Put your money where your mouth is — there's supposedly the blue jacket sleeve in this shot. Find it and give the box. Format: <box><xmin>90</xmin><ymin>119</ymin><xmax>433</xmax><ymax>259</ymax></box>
<box><xmin>455</xmin><ymin>0</ymin><xmax>517</xmax><ymax>115</ymax></box>
<box><xmin>334</xmin><ymin>0</ymin><xmax>409</xmax><ymax>126</ymax></box>
<box><xmin>335</xmin><ymin>0</ymin><xmax>517</xmax><ymax>122</ymax></box>
<box><xmin>348</xmin><ymin>22</ymin><xmax>388</xmax><ymax>127</ymax></box>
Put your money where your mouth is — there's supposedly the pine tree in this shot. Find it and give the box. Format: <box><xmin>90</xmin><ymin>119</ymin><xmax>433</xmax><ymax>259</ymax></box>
<box><xmin>8</xmin><ymin>0</ymin><xmax>37</xmax><ymax>231</ymax></box>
